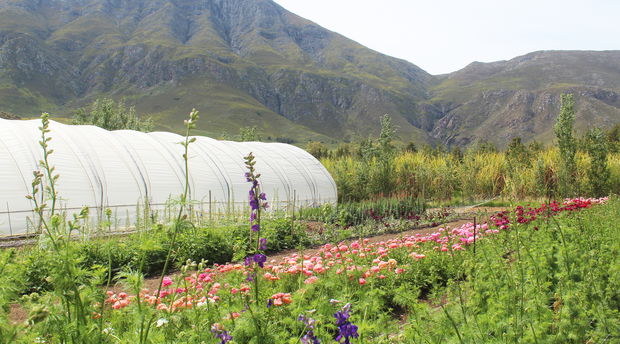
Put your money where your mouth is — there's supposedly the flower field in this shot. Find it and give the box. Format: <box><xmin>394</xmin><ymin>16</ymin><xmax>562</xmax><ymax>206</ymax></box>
<box><xmin>1</xmin><ymin>112</ymin><xmax>618</xmax><ymax>343</ymax></box>
<box><xmin>55</xmin><ymin>196</ymin><xmax>611</xmax><ymax>344</ymax></box>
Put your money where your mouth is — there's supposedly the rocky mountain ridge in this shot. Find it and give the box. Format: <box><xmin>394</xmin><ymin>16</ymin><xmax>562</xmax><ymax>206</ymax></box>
<box><xmin>0</xmin><ymin>0</ymin><xmax>618</xmax><ymax>145</ymax></box>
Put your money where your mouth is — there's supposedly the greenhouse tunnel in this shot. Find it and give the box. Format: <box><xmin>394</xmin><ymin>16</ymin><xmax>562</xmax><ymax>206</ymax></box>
<box><xmin>0</xmin><ymin>118</ymin><xmax>337</xmax><ymax>236</ymax></box>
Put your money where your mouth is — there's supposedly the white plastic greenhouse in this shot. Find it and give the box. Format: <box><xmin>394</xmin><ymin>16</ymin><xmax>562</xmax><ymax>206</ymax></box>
<box><xmin>0</xmin><ymin>118</ymin><xmax>337</xmax><ymax>236</ymax></box>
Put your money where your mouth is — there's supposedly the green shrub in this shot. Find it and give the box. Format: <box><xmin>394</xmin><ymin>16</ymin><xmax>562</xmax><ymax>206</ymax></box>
<box><xmin>174</xmin><ymin>227</ymin><xmax>234</xmax><ymax>267</ymax></box>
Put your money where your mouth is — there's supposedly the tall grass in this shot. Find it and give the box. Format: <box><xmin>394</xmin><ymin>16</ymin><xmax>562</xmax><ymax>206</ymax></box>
<box><xmin>322</xmin><ymin>148</ymin><xmax>620</xmax><ymax>202</ymax></box>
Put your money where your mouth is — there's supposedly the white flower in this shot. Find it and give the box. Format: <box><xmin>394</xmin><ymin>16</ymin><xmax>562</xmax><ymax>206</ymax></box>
<box><xmin>156</xmin><ymin>318</ymin><xmax>169</xmax><ymax>327</ymax></box>
<box><xmin>196</xmin><ymin>301</ymin><xmax>207</xmax><ymax>308</ymax></box>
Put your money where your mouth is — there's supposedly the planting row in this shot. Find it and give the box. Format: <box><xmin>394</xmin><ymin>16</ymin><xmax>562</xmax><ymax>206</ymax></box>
<box><xmin>86</xmin><ymin>197</ymin><xmax>607</xmax><ymax>343</ymax></box>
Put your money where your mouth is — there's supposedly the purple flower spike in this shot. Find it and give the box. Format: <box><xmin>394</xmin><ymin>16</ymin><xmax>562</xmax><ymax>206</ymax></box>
<box><xmin>253</xmin><ymin>253</ymin><xmax>267</xmax><ymax>268</ymax></box>
<box><xmin>211</xmin><ymin>325</ymin><xmax>233</xmax><ymax>344</ymax></box>
<box><xmin>259</xmin><ymin>192</ymin><xmax>267</xmax><ymax>200</ymax></box>
<box><xmin>251</xmin><ymin>224</ymin><xmax>260</xmax><ymax>232</ymax></box>
<box><xmin>250</xmin><ymin>199</ymin><xmax>259</xmax><ymax>210</ymax></box>
<box><xmin>299</xmin><ymin>314</ymin><xmax>320</xmax><ymax>343</ymax></box>
<box><xmin>334</xmin><ymin>303</ymin><xmax>358</xmax><ymax>344</ymax></box>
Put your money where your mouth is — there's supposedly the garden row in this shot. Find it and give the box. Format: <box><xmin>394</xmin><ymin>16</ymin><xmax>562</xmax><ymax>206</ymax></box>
<box><xmin>6</xmin><ymin>196</ymin><xmax>610</xmax><ymax>343</ymax></box>
<box><xmin>7</xmin><ymin>197</ymin><xmax>449</xmax><ymax>296</ymax></box>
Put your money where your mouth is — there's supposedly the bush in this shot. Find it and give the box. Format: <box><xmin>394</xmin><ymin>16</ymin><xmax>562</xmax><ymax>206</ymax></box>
<box><xmin>174</xmin><ymin>227</ymin><xmax>234</xmax><ymax>267</ymax></box>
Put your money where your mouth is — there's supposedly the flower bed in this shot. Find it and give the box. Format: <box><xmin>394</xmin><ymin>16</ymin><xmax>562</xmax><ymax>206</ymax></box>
<box><xmin>101</xmin><ymin>197</ymin><xmax>607</xmax><ymax>343</ymax></box>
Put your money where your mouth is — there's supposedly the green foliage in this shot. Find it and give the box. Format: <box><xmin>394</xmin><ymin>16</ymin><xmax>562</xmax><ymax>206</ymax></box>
<box><xmin>305</xmin><ymin>141</ymin><xmax>329</xmax><ymax>159</ymax></box>
<box><xmin>471</xmin><ymin>139</ymin><xmax>498</xmax><ymax>154</ymax></box>
<box><xmin>405</xmin><ymin>198</ymin><xmax>620</xmax><ymax>343</ymax></box>
<box><xmin>403</xmin><ymin>141</ymin><xmax>417</xmax><ymax>153</ymax></box>
<box><xmin>261</xmin><ymin>218</ymin><xmax>311</xmax><ymax>252</ymax></box>
<box><xmin>72</xmin><ymin>98</ymin><xmax>153</xmax><ymax>132</ymax></box>
<box><xmin>584</xmin><ymin>128</ymin><xmax>611</xmax><ymax>197</ymax></box>
<box><xmin>0</xmin><ymin>250</ymin><xmax>19</xmax><ymax>343</ymax></box>
<box><xmin>555</xmin><ymin>93</ymin><xmax>578</xmax><ymax>196</ymax></box>
<box><xmin>378</xmin><ymin>114</ymin><xmax>396</xmax><ymax>158</ymax></box>
<box><xmin>506</xmin><ymin>137</ymin><xmax>530</xmax><ymax>168</ymax></box>
<box><xmin>297</xmin><ymin>197</ymin><xmax>427</xmax><ymax>226</ymax></box>
<box><xmin>239</xmin><ymin>126</ymin><xmax>262</xmax><ymax>142</ymax></box>
<box><xmin>323</xmin><ymin>144</ymin><xmax>620</xmax><ymax>202</ymax></box>
<box><xmin>607</xmin><ymin>122</ymin><xmax>620</xmax><ymax>153</ymax></box>
<box><xmin>174</xmin><ymin>227</ymin><xmax>235</xmax><ymax>268</ymax></box>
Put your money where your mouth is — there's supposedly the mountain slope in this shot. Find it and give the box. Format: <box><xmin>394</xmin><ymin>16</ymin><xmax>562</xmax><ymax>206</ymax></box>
<box><xmin>0</xmin><ymin>0</ymin><xmax>432</xmax><ymax>143</ymax></box>
<box><xmin>424</xmin><ymin>51</ymin><xmax>620</xmax><ymax>146</ymax></box>
<box><xmin>1</xmin><ymin>1</ymin><xmax>619</xmax><ymax>146</ymax></box>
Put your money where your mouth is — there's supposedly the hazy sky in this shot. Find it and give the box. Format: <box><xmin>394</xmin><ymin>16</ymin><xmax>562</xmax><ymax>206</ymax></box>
<box><xmin>273</xmin><ymin>0</ymin><xmax>620</xmax><ymax>75</ymax></box>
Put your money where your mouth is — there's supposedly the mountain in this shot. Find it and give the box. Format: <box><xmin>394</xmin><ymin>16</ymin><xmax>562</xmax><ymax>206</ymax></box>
<box><xmin>0</xmin><ymin>0</ymin><xmax>432</xmax><ymax>143</ymax></box>
<box><xmin>0</xmin><ymin>0</ymin><xmax>619</xmax><ymax>146</ymax></box>
<box><xmin>423</xmin><ymin>51</ymin><xmax>620</xmax><ymax>146</ymax></box>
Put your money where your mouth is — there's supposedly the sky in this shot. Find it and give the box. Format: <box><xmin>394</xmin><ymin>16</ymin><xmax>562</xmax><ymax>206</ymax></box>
<box><xmin>273</xmin><ymin>0</ymin><xmax>620</xmax><ymax>75</ymax></box>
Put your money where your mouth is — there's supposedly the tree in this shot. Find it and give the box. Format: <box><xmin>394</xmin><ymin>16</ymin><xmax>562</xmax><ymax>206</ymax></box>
<box><xmin>378</xmin><ymin>114</ymin><xmax>395</xmax><ymax>158</ymax></box>
<box><xmin>450</xmin><ymin>146</ymin><xmax>464</xmax><ymax>163</ymax></box>
<box><xmin>607</xmin><ymin>122</ymin><xmax>620</xmax><ymax>153</ymax></box>
<box><xmin>357</xmin><ymin>137</ymin><xmax>377</xmax><ymax>161</ymax></box>
<box><xmin>471</xmin><ymin>139</ymin><xmax>497</xmax><ymax>154</ymax></box>
<box><xmin>403</xmin><ymin>141</ymin><xmax>417</xmax><ymax>153</ymax></box>
<box><xmin>528</xmin><ymin>140</ymin><xmax>545</xmax><ymax>154</ymax></box>
<box><xmin>584</xmin><ymin>128</ymin><xmax>610</xmax><ymax>197</ymax></box>
<box><xmin>554</xmin><ymin>94</ymin><xmax>577</xmax><ymax>196</ymax></box>
<box><xmin>306</xmin><ymin>142</ymin><xmax>328</xmax><ymax>159</ymax></box>
<box><xmin>506</xmin><ymin>137</ymin><xmax>530</xmax><ymax>167</ymax></box>
<box><xmin>239</xmin><ymin>126</ymin><xmax>261</xmax><ymax>142</ymax></box>
<box><xmin>72</xmin><ymin>98</ymin><xmax>153</xmax><ymax>132</ymax></box>
<box><xmin>375</xmin><ymin>114</ymin><xmax>396</xmax><ymax>196</ymax></box>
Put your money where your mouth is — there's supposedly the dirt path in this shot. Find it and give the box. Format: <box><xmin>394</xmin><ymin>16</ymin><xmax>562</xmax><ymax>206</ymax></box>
<box><xmin>267</xmin><ymin>219</ymin><xmax>473</xmax><ymax>262</ymax></box>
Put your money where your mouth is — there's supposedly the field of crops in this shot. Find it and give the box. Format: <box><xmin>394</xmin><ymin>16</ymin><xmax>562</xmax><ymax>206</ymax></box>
<box><xmin>1</xmin><ymin>110</ymin><xmax>619</xmax><ymax>343</ymax></box>
<box><xmin>320</xmin><ymin>145</ymin><xmax>620</xmax><ymax>203</ymax></box>
<box><xmin>2</xmin><ymin>190</ymin><xmax>617</xmax><ymax>343</ymax></box>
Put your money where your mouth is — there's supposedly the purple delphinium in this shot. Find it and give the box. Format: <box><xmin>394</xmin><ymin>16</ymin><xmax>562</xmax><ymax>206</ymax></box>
<box><xmin>334</xmin><ymin>303</ymin><xmax>358</xmax><ymax>344</ymax></box>
<box><xmin>253</xmin><ymin>253</ymin><xmax>267</xmax><ymax>268</ymax></box>
<box><xmin>244</xmin><ymin>152</ymin><xmax>269</xmax><ymax>234</ymax></box>
<box><xmin>298</xmin><ymin>314</ymin><xmax>320</xmax><ymax>344</ymax></box>
<box><xmin>211</xmin><ymin>325</ymin><xmax>232</xmax><ymax>344</ymax></box>
<box><xmin>244</xmin><ymin>152</ymin><xmax>269</xmax><ymax>268</ymax></box>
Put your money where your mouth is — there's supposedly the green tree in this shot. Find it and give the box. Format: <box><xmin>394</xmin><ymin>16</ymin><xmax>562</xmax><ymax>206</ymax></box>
<box><xmin>374</xmin><ymin>114</ymin><xmax>396</xmax><ymax>196</ymax></box>
<box><xmin>72</xmin><ymin>98</ymin><xmax>153</xmax><ymax>132</ymax></box>
<box><xmin>554</xmin><ymin>94</ymin><xmax>577</xmax><ymax>196</ymax></box>
<box><xmin>357</xmin><ymin>137</ymin><xmax>377</xmax><ymax>161</ymax></box>
<box><xmin>450</xmin><ymin>146</ymin><xmax>464</xmax><ymax>163</ymax></box>
<box><xmin>607</xmin><ymin>122</ymin><xmax>620</xmax><ymax>153</ymax></box>
<box><xmin>378</xmin><ymin>114</ymin><xmax>395</xmax><ymax>158</ymax></box>
<box><xmin>528</xmin><ymin>140</ymin><xmax>545</xmax><ymax>154</ymax></box>
<box><xmin>306</xmin><ymin>141</ymin><xmax>328</xmax><ymax>159</ymax></box>
<box><xmin>506</xmin><ymin>137</ymin><xmax>530</xmax><ymax>167</ymax></box>
<box><xmin>471</xmin><ymin>139</ymin><xmax>497</xmax><ymax>154</ymax></box>
<box><xmin>403</xmin><ymin>141</ymin><xmax>417</xmax><ymax>153</ymax></box>
<box><xmin>239</xmin><ymin>126</ymin><xmax>261</xmax><ymax>142</ymax></box>
<box><xmin>584</xmin><ymin>128</ymin><xmax>610</xmax><ymax>197</ymax></box>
